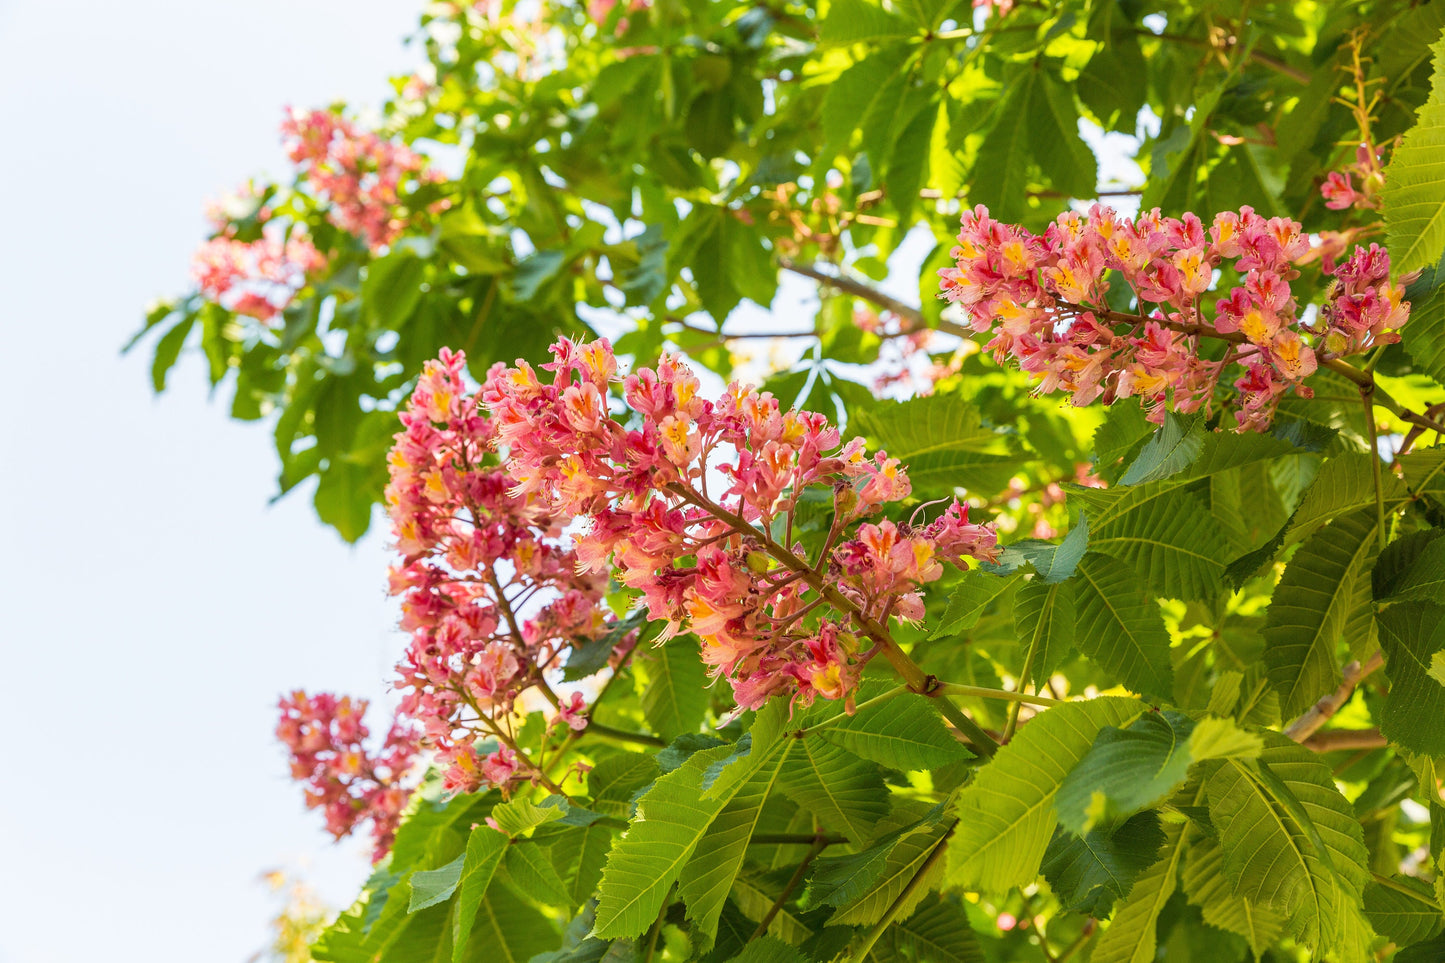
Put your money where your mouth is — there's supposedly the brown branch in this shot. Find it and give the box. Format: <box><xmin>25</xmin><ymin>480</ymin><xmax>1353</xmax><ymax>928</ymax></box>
<box><xmin>1285</xmin><ymin>651</ymin><xmax>1385</xmax><ymax>743</ymax></box>
<box><xmin>778</xmin><ymin>259</ymin><xmax>926</xmax><ymax>329</ymax></box>
<box><xmin>1302</xmin><ymin>728</ymin><xmax>1388</xmax><ymax>753</ymax></box>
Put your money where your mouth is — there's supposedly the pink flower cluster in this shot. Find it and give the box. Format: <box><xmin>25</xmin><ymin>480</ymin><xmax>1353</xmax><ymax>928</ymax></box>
<box><xmin>938</xmin><ymin>204</ymin><xmax>1410</xmax><ymax>429</ymax></box>
<box><xmin>482</xmin><ymin>337</ymin><xmax>998</xmax><ymax>710</ymax></box>
<box><xmin>1320</xmin><ymin>145</ymin><xmax>1385</xmax><ymax>211</ymax></box>
<box><xmin>275</xmin><ymin>691</ymin><xmax>419</xmax><ymax>861</ymax></box>
<box><xmin>1321</xmin><ymin>243</ymin><xmax>1409</xmax><ymax>356</ymax></box>
<box><xmin>385</xmin><ymin>349</ymin><xmax>618</xmax><ymax>795</ymax></box>
<box><xmin>281</xmin><ymin>108</ymin><xmax>433</xmax><ymax>250</ymax></box>
<box><xmin>191</xmin><ymin>227</ymin><xmax>325</xmax><ymax>323</ymax></box>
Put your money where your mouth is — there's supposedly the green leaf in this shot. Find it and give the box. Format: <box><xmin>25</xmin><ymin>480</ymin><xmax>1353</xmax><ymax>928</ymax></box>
<box><xmin>313</xmin><ymin>459</ymin><xmax>376</xmax><ymax>544</ymax></box>
<box><xmin>1375</xmin><ymin>603</ymin><xmax>1445</xmax><ymax>756</ymax></box>
<box><xmin>149</xmin><ymin>313</ymin><xmax>195</xmax><ymax>392</ymax></box>
<box><xmin>1120</xmin><ymin>413</ymin><xmax>1204</xmax><ymax>486</ymax></box>
<box><xmin>930</xmin><ymin>572</ymin><xmax>1016</xmax><ymax>639</ymax></box>
<box><xmin>1290</xmin><ymin>452</ymin><xmax>1406</xmax><ymax>542</ymax></box>
<box><xmin>948</xmin><ymin>697</ymin><xmax>1145</xmax><ymax>893</ymax></box>
<box><xmin>1382</xmin><ymin>533</ymin><xmax>1445</xmax><ymax>602</ymax></box>
<box><xmin>830</xmin><ymin>814</ymin><xmax>952</xmax><ymax>925</ymax></box>
<box><xmin>819</xmin><ymin>0</ymin><xmax>917</xmax><ymax>45</ymax></box>
<box><xmin>1384</xmin><ymin>37</ymin><xmax>1445</xmax><ymax>276</ymax></box>
<box><xmin>853</xmin><ymin>394</ymin><xmax>1017</xmax><ymax>497</ymax></box>
<box><xmin>985</xmin><ymin>515</ymin><xmax>1089</xmax><ymax>584</ymax></box>
<box><xmin>504</xmin><ymin>843</ymin><xmax>574</xmax><ymax>908</ymax></box>
<box><xmin>464</xmin><ymin>881</ymin><xmax>561</xmax><ymax>963</ymax></box>
<box><xmin>1055</xmin><ymin>712</ymin><xmax>1196</xmax><ymax>835</ymax></box>
<box><xmin>1181</xmin><ymin>825</ymin><xmax>1289</xmax><ymax>958</ymax></box>
<box><xmin>1071</xmin><ymin>485</ymin><xmax>1232</xmax><ymax>600</ymax></box>
<box><xmin>778</xmin><ymin>737</ymin><xmax>889</xmax><ymax>844</ymax></box>
<box><xmin>1089</xmin><ymin>821</ymin><xmax>1187</xmax><ymax>963</ymax></box>
<box><xmin>410</xmin><ymin>855</ymin><xmax>465</xmax><ymax>912</ymax></box>
<box><xmin>729</xmin><ymin>870</ymin><xmax>815</xmax><ymax>945</ymax></box>
<box><xmin>971</xmin><ymin>73</ymin><xmax>1035</xmax><ymax>221</ymax></box>
<box><xmin>821</xmin><ymin>46</ymin><xmax>914</xmax><ymax>152</ymax></box>
<box><xmin>1027</xmin><ymin>71</ymin><xmax>1098</xmax><ymax>199</ymax></box>
<box><xmin>1013</xmin><ymin>578</ymin><xmax>1075</xmax><ymax>689</ymax></box>
<box><xmin>678</xmin><ymin>745</ymin><xmax>792</xmax><ymax>947</ymax></box>
<box><xmin>1092</xmin><ymin>400</ymin><xmax>1154</xmax><ymax>483</ymax></box>
<box><xmin>1041</xmin><ymin>812</ymin><xmax>1166</xmax><ymax>918</ymax></box>
<box><xmin>362</xmin><ymin>250</ymin><xmax>426</xmax><ymax>327</ymax></box>
<box><xmin>586</xmin><ymin>753</ymin><xmax>660</xmax><ymax>820</ymax></box>
<box><xmin>1186</xmin><ymin>717</ymin><xmax>1264</xmax><ymax>763</ymax></box>
<box><xmin>551</xmin><ymin>823</ymin><xmax>613</xmax><ymax>907</ymax></box>
<box><xmin>593</xmin><ymin>740</ymin><xmax>771</xmax><ymax>938</ymax></box>
<box><xmin>724</xmin><ymin>937</ymin><xmax>808</xmax><ymax>963</ymax></box>
<box><xmin>1072</xmin><ymin>554</ymin><xmax>1174</xmax><ymax>700</ymax></box>
<box><xmin>869</xmin><ymin>895</ymin><xmax>984</xmax><ymax>963</ymax></box>
<box><xmin>1402</xmin><ymin>251</ymin><xmax>1445</xmax><ymax>385</ymax></box>
<box><xmin>452</xmin><ymin>826</ymin><xmax>508</xmax><ymax>959</ymax></box>
<box><xmin>814</xmin><ymin>688</ymin><xmax>973</xmax><ymax>770</ymax></box>
<box><xmin>640</xmin><ymin>638</ymin><xmax>708</xmax><ymax>742</ymax></box>
<box><xmin>1204</xmin><ymin>738</ymin><xmax>1371</xmax><ymax>953</ymax></box>
<box><xmin>490</xmin><ymin>796</ymin><xmax>568</xmax><ymax>837</ymax></box>
<box><xmin>1263</xmin><ymin>508</ymin><xmax>1380</xmax><ymax>718</ymax></box>
<box><xmin>1363</xmin><ymin>875</ymin><xmax>1445</xmax><ymax>946</ymax></box>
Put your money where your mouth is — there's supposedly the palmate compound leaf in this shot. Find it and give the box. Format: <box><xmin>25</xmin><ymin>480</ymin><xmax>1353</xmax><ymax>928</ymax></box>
<box><xmin>1055</xmin><ymin>713</ymin><xmax>1262</xmax><ymax>836</ymax></box>
<box><xmin>929</xmin><ymin>571</ymin><xmax>1017</xmax><ymax>639</ymax></box>
<box><xmin>1263</xmin><ymin>507</ymin><xmax>1381</xmax><ymax>717</ymax></box>
<box><xmin>1363</xmin><ymin>874</ymin><xmax>1445</xmax><ymax>947</ymax></box>
<box><xmin>1055</xmin><ymin>712</ymin><xmax>1196</xmax><ymax>835</ymax></box>
<box><xmin>677</xmin><ymin>741</ymin><xmax>795</xmax><ymax>949</ymax></box>
<box><xmin>1012</xmin><ymin>577</ymin><xmax>1075</xmax><ymax>689</ymax></box>
<box><xmin>1181</xmin><ymin>825</ymin><xmax>1289</xmax><ymax>957</ymax></box>
<box><xmin>776</xmin><ymin>736</ymin><xmax>890</xmax><ymax>845</ymax></box>
<box><xmin>1374</xmin><ymin>603</ymin><xmax>1445</xmax><ymax>757</ymax></box>
<box><xmin>1384</xmin><ymin>36</ymin><xmax>1445</xmax><ymax>278</ymax></box>
<box><xmin>1088</xmin><ymin>820</ymin><xmax>1189</xmax><ymax>963</ymax></box>
<box><xmin>1040</xmin><ymin>811</ymin><xmax>1166</xmax><ymax>918</ymax></box>
<box><xmin>828</xmin><ymin>810</ymin><xmax>954</xmax><ymax>926</ymax></box>
<box><xmin>452</xmin><ymin>825</ymin><xmax>509</xmax><ymax>959</ymax></box>
<box><xmin>794</xmin><ymin>682</ymin><xmax>975</xmax><ymax>771</ymax></box>
<box><xmin>1069</xmin><ymin>484</ymin><xmax>1232</xmax><ymax>600</ymax></box>
<box><xmin>1203</xmin><ymin>737</ymin><xmax>1373</xmax><ymax>956</ymax></box>
<box><xmin>852</xmin><ymin>394</ymin><xmax>1019</xmax><ymax>498</ymax></box>
<box><xmin>638</xmin><ymin>637</ymin><xmax>708</xmax><ymax>743</ymax></box>
<box><xmin>946</xmin><ymin>697</ymin><xmax>1146</xmax><ymax>894</ymax></box>
<box><xmin>866</xmin><ymin>894</ymin><xmax>985</xmax><ymax>963</ymax></box>
<box><xmin>1072</xmin><ymin>554</ymin><xmax>1174</xmax><ymax>700</ymax></box>
<box><xmin>593</xmin><ymin>740</ymin><xmax>770</xmax><ymax>938</ymax></box>
<box><xmin>1119</xmin><ymin>411</ymin><xmax>1205</xmax><ymax>485</ymax></box>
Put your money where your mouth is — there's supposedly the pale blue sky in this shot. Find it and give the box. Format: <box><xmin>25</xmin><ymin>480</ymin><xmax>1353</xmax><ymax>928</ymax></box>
<box><xmin>0</xmin><ymin>2</ymin><xmax>428</xmax><ymax>959</ymax></box>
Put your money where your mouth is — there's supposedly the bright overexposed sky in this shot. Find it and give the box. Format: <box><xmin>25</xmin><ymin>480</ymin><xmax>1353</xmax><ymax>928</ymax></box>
<box><xmin>0</xmin><ymin>3</ymin><xmax>429</xmax><ymax>960</ymax></box>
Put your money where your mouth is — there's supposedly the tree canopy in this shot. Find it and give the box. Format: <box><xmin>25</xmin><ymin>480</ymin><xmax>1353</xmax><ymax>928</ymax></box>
<box><xmin>138</xmin><ymin>1</ymin><xmax>1445</xmax><ymax>961</ymax></box>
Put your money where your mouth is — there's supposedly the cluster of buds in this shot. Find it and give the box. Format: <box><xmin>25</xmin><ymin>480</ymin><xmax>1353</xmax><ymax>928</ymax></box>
<box><xmin>385</xmin><ymin>349</ymin><xmax>620</xmax><ymax>795</ymax></box>
<box><xmin>482</xmin><ymin>337</ymin><xmax>998</xmax><ymax>710</ymax></box>
<box><xmin>938</xmin><ymin>204</ymin><xmax>1409</xmax><ymax>429</ymax></box>
<box><xmin>1320</xmin><ymin>144</ymin><xmax>1386</xmax><ymax>211</ymax></box>
<box><xmin>190</xmin><ymin>226</ymin><xmax>325</xmax><ymax>323</ymax></box>
<box><xmin>280</xmin><ymin>108</ymin><xmax>437</xmax><ymax>250</ymax></box>
<box><xmin>275</xmin><ymin>691</ymin><xmax>419</xmax><ymax>861</ymax></box>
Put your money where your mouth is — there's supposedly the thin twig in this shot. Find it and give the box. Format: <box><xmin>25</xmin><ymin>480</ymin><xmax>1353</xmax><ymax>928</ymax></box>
<box><xmin>848</xmin><ymin>823</ymin><xmax>956</xmax><ymax>963</ymax></box>
<box><xmin>1285</xmin><ymin>651</ymin><xmax>1386</xmax><ymax>742</ymax></box>
<box><xmin>1303</xmin><ymin>728</ymin><xmax>1387</xmax><ymax>753</ymax></box>
<box><xmin>748</xmin><ymin>835</ymin><xmax>830</xmax><ymax>942</ymax></box>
